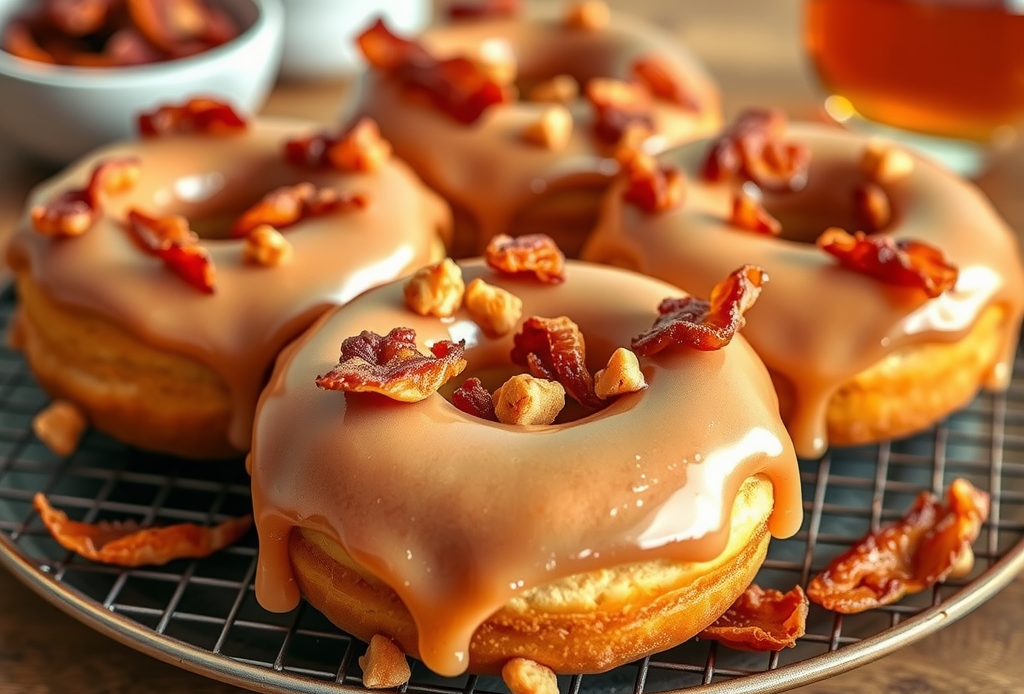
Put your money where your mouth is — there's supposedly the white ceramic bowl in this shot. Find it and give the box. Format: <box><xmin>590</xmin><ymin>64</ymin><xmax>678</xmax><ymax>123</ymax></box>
<box><xmin>0</xmin><ymin>0</ymin><xmax>284</xmax><ymax>164</ymax></box>
<box><xmin>278</xmin><ymin>0</ymin><xmax>431</xmax><ymax>81</ymax></box>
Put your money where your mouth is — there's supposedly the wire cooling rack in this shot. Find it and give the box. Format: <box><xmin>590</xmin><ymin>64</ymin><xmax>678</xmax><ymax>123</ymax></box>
<box><xmin>0</xmin><ymin>292</ymin><xmax>1023</xmax><ymax>694</ymax></box>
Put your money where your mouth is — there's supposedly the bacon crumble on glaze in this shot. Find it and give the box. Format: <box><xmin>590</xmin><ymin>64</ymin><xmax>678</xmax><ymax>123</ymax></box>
<box><xmin>447</xmin><ymin>0</ymin><xmax>521</xmax><ymax>19</ymax></box>
<box><xmin>356</xmin><ymin>19</ymin><xmax>512</xmax><ymax>125</ymax></box>
<box><xmin>33</xmin><ymin>492</ymin><xmax>251</xmax><ymax>566</ymax></box>
<box><xmin>632</xmin><ymin>55</ymin><xmax>699</xmax><ymax>111</ymax></box>
<box><xmin>138</xmin><ymin>97</ymin><xmax>247</xmax><ymax>138</ymax></box>
<box><xmin>283</xmin><ymin>118</ymin><xmax>392</xmax><ymax>173</ymax></box>
<box><xmin>619</xmin><ymin>149</ymin><xmax>685</xmax><ymax>214</ymax></box>
<box><xmin>585</xmin><ymin>77</ymin><xmax>655</xmax><ymax>144</ymax></box>
<box><xmin>700</xmin><ymin>108</ymin><xmax>810</xmax><ymax>192</ymax></box>
<box><xmin>315</xmin><ymin>327</ymin><xmax>467</xmax><ymax>402</ymax></box>
<box><xmin>511</xmin><ymin>316</ymin><xmax>603</xmax><ymax>409</ymax></box>
<box><xmin>700</xmin><ymin>584</ymin><xmax>808</xmax><ymax>651</ymax></box>
<box><xmin>816</xmin><ymin>227</ymin><xmax>958</xmax><ymax>299</ymax></box>
<box><xmin>230</xmin><ymin>184</ymin><xmax>368</xmax><ymax>239</ymax></box>
<box><xmin>730</xmin><ymin>188</ymin><xmax>781</xmax><ymax>236</ymax></box>
<box><xmin>125</xmin><ymin>209</ymin><xmax>216</xmax><ymax>293</ymax></box>
<box><xmin>452</xmin><ymin>377</ymin><xmax>498</xmax><ymax>421</ymax></box>
<box><xmin>807</xmin><ymin>478</ymin><xmax>989</xmax><ymax>614</ymax></box>
<box><xmin>632</xmin><ymin>265</ymin><xmax>767</xmax><ymax>355</ymax></box>
<box><xmin>31</xmin><ymin>157</ymin><xmax>140</xmax><ymax>237</ymax></box>
<box><xmin>485</xmin><ymin>233</ymin><xmax>566</xmax><ymax>283</ymax></box>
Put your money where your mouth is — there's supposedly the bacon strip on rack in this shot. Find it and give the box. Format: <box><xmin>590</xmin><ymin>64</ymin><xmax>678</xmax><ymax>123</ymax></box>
<box><xmin>700</xmin><ymin>584</ymin><xmax>808</xmax><ymax>651</ymax></box>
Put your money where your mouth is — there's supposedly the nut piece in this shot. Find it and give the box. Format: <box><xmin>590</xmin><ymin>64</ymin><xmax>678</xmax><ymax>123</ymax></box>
<box><xmin>522</xmin><ymin>106</ymin><xmax>573</xmax><ymax>151</ymax></box>
<box><xmin>328</xmin><ymin>118</ymin><xmax>392</xmax><ymax>173</ymax></box>
<box><xmin>358</xmin><ymin>634</ymin><xmax>411</xmax><ymax>689</ymax></box>
<box><xmin>242</xmin><ymin>224</ymin><xmax>293</xmax><ymax>267</ymax></box>
<box><xmin>403</xmin><ymin>258</ymin><xmax>465</xmax><ymax>317</ymax></box>
<box><xmin>594</xmin><ymin>348</ymin><xmax>647</xmax><ymax>400</ymax></box>
<box><xmin>564</xmin><ymin>0</ymin><xmax>610</xmax><ymax>31</ymax></box>
<box><xmin>32</xmin><ymin>400</ymin><xmax>88</xmax><ymax>457</ymax></box>
<box><xmin>502</xmin><ymin>657</ymin><xmax>559</xmax><ymax>694</ymax></box>
<box><xmin>472</xmin><ymin>37</ymin><xmax>517</xmax><ymax>86</ymax></box>
<box><xmin>854</xmin><ymin>182</ymin><xmax>892</xmax><ymax>231</ymax></box>
<box><xmin>528</xmin><ymin>74</ymin><xmax>579</xmax><ymax>105</ymax></box>
<box><xmin>464</xmin><ymin>278</ymin><xmax>523</xmax><ymax>337</ymax></box>
<box><xmin>862</xmin><ymin>140</ymin><xmax>914</xmax><ymax>184</ymax></box>
<box><xmin>493</xmin><ymin>374</ymin><xmax>565</xmax><ymax>426</ymax></box>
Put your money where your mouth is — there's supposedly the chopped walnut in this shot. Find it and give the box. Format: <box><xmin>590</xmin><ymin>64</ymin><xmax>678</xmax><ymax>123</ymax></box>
<box><xmin>586</xmin><ymin>77</ymin><xmax>654</xmax><ymax>144</ymax></box>
<box><xmin>32</xmin><ymin>400</ymin><xmax>88</xmax><ymax>457</ymax></box>
<box><xmin>358</xmin><ymin>634</ymin><xmax>411</xmax><ymax>689</ymax></box>
<box><xmin>464</xmin><ymin>278</ymin><xmax>523</xmax><ymax>337</ymax></box>
<box><xmin>528</xmin><ymin>74</ymin><xmax>579</xmax><ymax>105</ymax></box>
<box><xmin>564</xmin><ymin>0</ymin><xmax>610</xmax><ymax>31</ymax></box>
<box><xmin>471</xmin><ymin>37</ymin><xmax>517</xmax><ymax>86</ymax></box>
<box><xmin>242</xmin><ymin>224</ymin><xmax>293</xmax><ymax>267</ymax></box>
<box><xmin>862</xmin><ymin>140</ymin><xmax>914</xmax><ymax>184</ymax></box>
<box><xmin>502</xmin><ymin>658</ymin><xmax>559</xmax><ymax>694</ymax></box>
<box><xmin>522</xmin><ymin>106</ymin><xmax>573</xmax><ymax>151</ymax></box>
<box><xmin>594</xmin><ymin>348</ymin><xmax>646</xmax><ymax>400</ymax></box>
<box><xmin>493</xmin><ymin>374</ymin><xmax>565</xmax><ymax>426</ymax></box>
<box><xmin>403</xmin><ymin>258</ymin><xmax>465</xmax><ymax>318</ymax></box>
<box><xmin>620</xmin><ymin>148</ymin><xmax>685</xmax><ymax>214</ymax></box>
<box><xmin>854</xmin><ymin>182</ymin><xmax>891</xmax><ymax>231</ymax></box>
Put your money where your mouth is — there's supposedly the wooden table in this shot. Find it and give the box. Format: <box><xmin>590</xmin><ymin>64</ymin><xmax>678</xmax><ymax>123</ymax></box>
<box><xmin>2</xmin><ymin>1</ymin><xmax>1023</xmax><ymax>692</ymax></box>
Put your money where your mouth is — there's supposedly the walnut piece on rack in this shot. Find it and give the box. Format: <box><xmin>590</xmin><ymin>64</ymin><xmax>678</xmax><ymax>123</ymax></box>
<box><xmin>358</xmin><ymin>634</ymin><xmax>411</xmax><ymax>689</ymax></box>
<box><xmin>32</xmin><ymin>400</ymin><xmax>88</xmax><ymax>457</ymax></box>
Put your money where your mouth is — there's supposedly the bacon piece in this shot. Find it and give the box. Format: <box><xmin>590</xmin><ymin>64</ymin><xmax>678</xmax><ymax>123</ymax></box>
<box><xmin>807</xmin><ymin>479</ymin><xmax>989</xmax><ymax>614</ymax></box>
<box><xmin>138</xmin><ymin>97</ymin><xmax>248</xmax><ymax>137</ymax></box>
<box><xmin>632</xmin><ymin>55</ymin><xmax>699</xmax><ymax>111</ymax></box>
<box><xmin>485</xmin><ymin>234</ymin><xmax>565</xmax><ymax>284</ymax></box>
<box><xmin>511</xmin><ymin>316</ymin><xmax>602</xmax><ymax>410</ymax></box>
<box><xmin>66</xmin><ymin>27</ymin><xmax>164</xmax><ymax>66</ymax></box>
<box><xmin>620</xmin><ymin>149</ymin><xmax>685</xmax><ymax>214</ymax></box>
<box><xmin>447</xmin><ymin>0</ymin><xmax>520</xmax><ymax>19</ymax></box>
<box><xmin>31</xmin><ymin>158</ymin><xmax>141</xmax><ymax>237</ymax></box>
<box><xmin>701</xmin><ymin>108</ymin><xmax>810</xmax><ymax>192</ymax></box>
<box><xmin>700</xmin><ymin>584</ymin><xmax>808</xmax><ymax>651</ymax></box>
<box><xmin>730</xmin><ymin>189</ymin><xmax>781</xmax><ymax>235</ymax></box>
<box><xmin>632</xmin><ymin>265</ymin><xmax>767</xmax><ymax>355</ymax></box>
<box><xmin>817</xmin><ymin>227</ymin><xmax>958</xmax><ymax>298</ymax></box>
<box><xmin>231</xmin><ymin>184</ymin><xmax>368</xmax><ymax>239</ymax></box>
<box><xmin>316</xmin><ymin>328</ymin><xmax>467</xmax><ymax>402</ymax></box>
<box><xmin>126</xmin><ymin>209</ymin><xmax>215</xmax><ymax>293</ymax></box>
<box><xmin>2</xmin><ymin>19</ymin><xmax>57</xmax><ymax>63</ymax></box>
<box><xmin>585</xmin><ymin>77</ymin><xmax>655</xmax><ymax>144</ymax></box>
<box><xmin>284</xmin><ymin>118</ymin><xmax>392</xmax><ymax>173</ymax></box>
<box><xmin>357</xmin><ymin>19</ymin><xmax>511</xmax><ymax>125</ymax></box>
<box><xmin>33</xmin><ymin>493</ymin><xmax>252</xmax><ymax>567</ymax></box>
<box><xmin>126</xmin><ymin>0</ymin><xmax>238</xmax><ymax>53</ymax></box>
<box><xmin>452</xmin><ymin>377</ymin><xmax>498</xmax><ymax>421</ymax></box>
<box><xmin>46</xmin><ymin>0</ymin><xmax>114</xmax><ymax>36</ymax></box>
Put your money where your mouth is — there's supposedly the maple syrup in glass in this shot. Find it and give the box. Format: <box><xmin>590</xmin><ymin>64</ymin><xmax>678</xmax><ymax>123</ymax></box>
<box><xmin>804</xmin><ymin>0</ymin><xmax>1024</xmax><ymax>174</ymax></box>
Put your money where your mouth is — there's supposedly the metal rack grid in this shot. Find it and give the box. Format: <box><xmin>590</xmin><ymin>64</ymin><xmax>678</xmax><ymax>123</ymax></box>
<box><xmin>0</xmin><ymin>290</ymin><xmax>1022</xmax><ymax>694</ymax></box>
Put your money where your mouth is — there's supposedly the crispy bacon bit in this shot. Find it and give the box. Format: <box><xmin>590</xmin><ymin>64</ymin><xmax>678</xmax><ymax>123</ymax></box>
<box><xmin>632</xmin><ymin>55</ymin><xmax>699</xmax><ymax>111</ymax></box>
<box><xmin>528</xmin><ymin>74</ymin><xmax>580</xmax><ymax>105</ymax></box>
<box><xmin>632</xmin><ymin>265</ymin><xmax>767</xmax><ymax>355</ymax></box>
<box><xmin>138</xmin><ymin>97</ymin><xmax>247</xmax><ymax>137</ymax></box>
<box><xmin>32</xmin><ymin>400</ymin><xmax>88</xmax><ymax>457</ymax></box>
<box><xmin>47</xmin><ymin>0</ymin><xmax>115</xmax><ymax>37</ymax></box>
<box><xmin>126</xmin><ymin>209</ymin><xmax>215</xmax><ymax>293</ymax></box>
<box><xmin>502</xmin><ymin>658</ymin><xmax>559</xmax><ymax>694</ymax></box>
<box><xmin>315</xmin><ymin>328</ymin><xmax>467</xmax><ymax>402</ymax></box>
<box><xmin>33</xmin><ymin>493</ymin><xmax>251</xmax><ymax>566</ymax></box>
<box><xmin>284</xmin><ymin>118</ymin><xmax>392</xmax><ymax>173</ymax></box>
<box><xmin>452</xmin><ymin>377</ymin><xmax>498</xmax><ymax>421</ymax></box>
<box><xmin>231</xmin><ymin>184</ymin><xmax>367</xmax><ymax>239</ymax></box>
<box><xmin>522</xmin><ymin>105</ymin><xmax>573</xmax><ymax>151</ymax></box>
<box><xmin>357</xmin><ymin>19</ymin><xmax>512</xmax><ymax>125</ymax></box>
<box><xmin>31</xmin><ymin>157</ymin><xmax>141</xmax><ymax>237</ymax></box>
<box><xmin>700</xmin><ymin>584</ymin><xmax>809</xmax><ymax>651</ymax></box>
<box><xmin>807</xmin><ymin>478</ymin><xmax>990</xmax><ymax>613</ymax></box>
<box><xmin>620</xmin><ymin>149</ymin><xmax>685</xmax><ymax>214</ymax></box>
<box><xmin>594</xmin><ymin>347</ymin><xmax>646</xmax><ymax>400</ymax></box>
<box><xmin>447</xmin><ymin>0</ymin><xmax>521</xmax><ymax>19</ymax></box>
<box><xmin>485</xmin><ymin>234</ymin><xmax>566</xmax><ymax>284</ymax></box>
<box><xmin>242</xmin><ymin>224</ymin><xmax>293</xmax><ymax>267</ymax></box>
<box><xmin>464</xmin><ymin>277</ymin><xmax>523</xmax><ymax>337</ymax></box>
<box><xmin>511</xmin><ymin>316</ymin><xmax>602</xmax><ymax>409</ymax></box>
<box><xmin>854</xmin><ymin>183</ymin><xmax>891</xmax><ymax>232</ymax></box>
<box><xmin>493</xmin><ymin>374</ymin><xmax>566</xmax><ymax>426</ymax></box>
<box><xmin>731</xmin><ymin>189</ymin><xmax>781</xmax><ymax>235</ymax></box>
<box><xmin>585</xmin><ymin>77</ymin><xmax>655</xmax><ymax>144</ymax></box>
<box><xmin>126</xmin><ymin>0</ymin><xmax>237</xmax><ymax>54</ymax></box>
<box><xmin>3</xmin><ymin>19</ymin><xmax>57</xmax><ymax>63</ymax></box>
<box><xmin>403</xmin><ymin>258</ymin><xmax>465</xmax><ymax>318</ymax></box>
<box><xmin>358</xmin><ymin>634</ymin><xmax>411</xmax><ymax>690</ymax></box>
<box><xmin>701</xmin><ymin>108</ymin><xmax>810</xmax><ymax>192</ymax></box>
<box><xmin>817</xmin><ymin>227</ymin><xmax>958</xmax><ymax>298</ymax></box>
<box><xmin>564</xmin><ymin>0</ymin><xmax>610</xmax><ymax>31</ymax></box>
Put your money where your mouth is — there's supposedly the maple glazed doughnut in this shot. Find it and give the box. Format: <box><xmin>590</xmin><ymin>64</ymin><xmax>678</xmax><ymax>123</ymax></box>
<box><xmin>347</xmin><ymin>0</ymin><xmax>721</xmax><ymax>257</ymax></box>
<box><xmin>7</xmin><ymin>103</ymin><xmax>451</xmax><ymax>459</ymax></box>
<box><xmin>248</xmin><ymin>252</ymin><xmax>803</xmax><ymax>677</ymax></box>
<box><xmin>582</xmin><ymin>111</ymin><xmax>1024</xmax><ymax>458</ymax></box>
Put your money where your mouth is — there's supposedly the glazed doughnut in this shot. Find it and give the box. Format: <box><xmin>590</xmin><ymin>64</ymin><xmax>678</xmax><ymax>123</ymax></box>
<box><xmin>248</xmin><ymin>257</ymin><xmax>803</xmax><ymax>676</ymax></box>
<box><xmin>7</xmin><ymin>111</ymin><xmax>451</xmax><ymax>459</ymax></box>
<box><xmin>582</xmin><ymin>114</ymin><xmax>1024</xmax><ymax>457</ymax></box>
<box><xmin>346</xmin><ymin>1</ymin><xmax>721</xmax><ymax>258</ymax></box>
